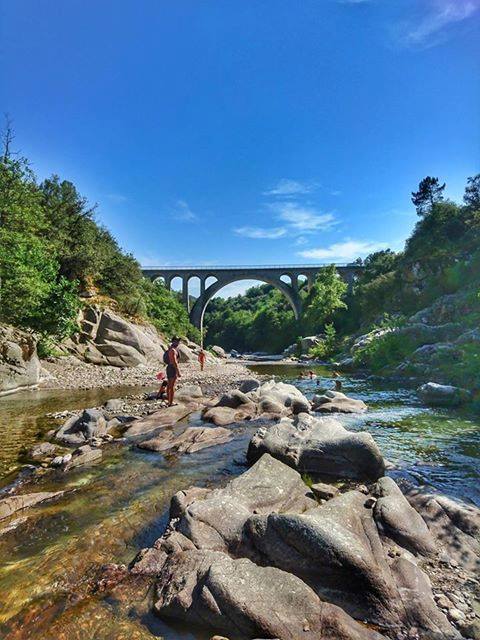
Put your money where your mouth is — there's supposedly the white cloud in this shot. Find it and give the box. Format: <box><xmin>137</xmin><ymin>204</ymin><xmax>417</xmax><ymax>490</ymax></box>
<box><xmin>234</xmin><ymin>226</ymin><xmax>287</xmax><ymax>239</ymax></box>
<box><xmin>270</xmin><ymin>201</ymin><xmax>338</xmax><ymax>232</ymax></box>
<box><xmin>397</xmin><ymin>0</ymin><xmax>479</xmax><ymax>48</ymax></box>
<box><xmin>263</xmin><ymin>178</ymin><xmax>316</xmax><ymax>197</ymax></box>
<box><xmin>298</xmin><ymin>240</ymin><xmax>388</xmax><ymax>262</ymax></box>
<box><xmin>172</xmin><ymin>199</ymin><xmax>197</xmax><ymax>221</ymax></box>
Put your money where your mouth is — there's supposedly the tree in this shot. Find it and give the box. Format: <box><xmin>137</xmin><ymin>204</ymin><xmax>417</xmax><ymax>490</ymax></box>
<box><xmin>411</xmin><ymin>176</ymin><xmax>445</xmax><ymax>216</ymax></box>
<box><xmin>302</xmin><ymin>266</ymin><xmax>347</xmax><ymax>334</ymax></box>
<box><xmin>464</xmin><ymin>174</ymin><xmax>480</xmax><ymax>210</ymax></box>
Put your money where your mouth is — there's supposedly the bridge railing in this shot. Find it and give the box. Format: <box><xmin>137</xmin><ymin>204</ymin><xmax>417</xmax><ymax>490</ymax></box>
<box><xmin>141</xmin><ymin>263</ymin><xmax>363</xmax><ymax>271</ymax></box>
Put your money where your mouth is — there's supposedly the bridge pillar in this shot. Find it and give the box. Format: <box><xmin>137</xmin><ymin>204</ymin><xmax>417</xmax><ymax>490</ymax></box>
<box><xmin>182</xmin><ymin>277</ymin><xmax>190</xmax><ymax>312</ymax></box>
<box><xmin>200</xmin><ymin>277</ymin><xmax>206</xmax><ymax>296</ymax></box>
<box><xmin>307</xmin><ymin>275</ymin><xmax>315</xmax><ymax>291</ymax></box>
<box><xmin>165</xmin><ymin>276</ymin><xmax>172</xmax><ymax>291</ymax></box>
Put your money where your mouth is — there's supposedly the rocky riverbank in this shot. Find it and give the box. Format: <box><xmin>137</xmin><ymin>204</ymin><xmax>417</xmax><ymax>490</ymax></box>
<box><xmin>0</xmin><ymin>370</ymin><xmax>479</xmax><ymax>640</ymax></box>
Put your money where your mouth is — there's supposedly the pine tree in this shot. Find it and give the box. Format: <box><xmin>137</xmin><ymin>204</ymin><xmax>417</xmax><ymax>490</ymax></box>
<box><xmin>411</xmin><ymin>176</ymin><xmax>446</xmax><ymax>216</ymax></box>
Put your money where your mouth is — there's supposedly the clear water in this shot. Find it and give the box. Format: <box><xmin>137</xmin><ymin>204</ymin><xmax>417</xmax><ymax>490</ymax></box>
<box><xmin>0</xmin><ymin>365</ymin><xmax>478</xmax><ymax>639</ymax></box>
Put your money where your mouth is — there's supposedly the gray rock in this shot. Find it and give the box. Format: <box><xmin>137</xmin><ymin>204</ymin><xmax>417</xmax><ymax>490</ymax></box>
<box><xmin>216</xmin><ymin>389</ymin><xmax>252</xmax><ymax>409</ymax></box>
<box><xmin>373</xmin><ymin>477</ymin><xmax>435</xmax><ymax>556</ymax></box>
<box><xmin>55</xmin><ymin>408</ymin><xmax>107</xmax><ymax>445</ymax></box>
<box><xmin>134</xmin><ymin>455</ymin><xmax>460</xmax><ymax>639</ymax></box>
<box><xmin>138</xmin><ymin>426</ymin><xmax>232</xmax><ymax>454</ymax></box>
<box><xmin>290</xmin><ymin>396</ymin><xmax>311</xmax><ymax>414</ymax></box>
<box><xmin>245</xmin><ymin>490</ymin><xmax>458</xmax><ymax>636</ymax></box>
<box><xmin>25</xmin><ymin>442</ymin><xmax>57</xmax><ymax>461</ymax></box>
<box><xmin>176</xmin><ymin>384</ymin><xmax>203</xmax><ymax>399</ymax></box>
<box><xmin>238</xmin><ymin>378</ymin><xmax>261</xmax><ymax>394</ymax></box>
<box><xmin>252</xmin><ymin>380</ymin><xmax>310</xmax><ymax>410</ymax></box>
<box><xmin>210</xmin><ymin>345</ymin><xmax>226</xmax><ymax>358</ymax></box>
<box><xmin>311</xmin><ymin>482</ymin><xmax>340</xmax><ymax>501</ymax></box>
<box><xmin>405</xmin><ymin>488</ymin><xmax>480</xmax><ymax>573</ymax></box>
<box><xmin>312</xmin><ymin>390</ymin><xmax>367</xmax><ymax>414</ymax></box>
<box><xmin>0</xmin><ymin>324</ymin><xmax>41</xmax><ymax>396</ymax></box>
<box><xmin>153</xmin><ymin>549</ymin><xmax>385</xmax><ymax>640</ymax></box>
<box><xmin>248</xmin><ymin>413</ymin><xmax>385</xmax><ymax>481</ymax></box>
<box><xmin>417</xmin><ymin>382</ymin><xmax>471</xmax><ymax>407</ymax></box>
<box><xmin>124</xmin><ymin>402</ymin><xmax>201</xmax><ymax>441</ymax></box>
<box><xmin>64</xmin><ymin>306</ymin><xmax>166</xmax><ymax>367</ymax></box>
<box><xmin>64</xmin><ymin>444</ymin><xmax>102</xmax><ymax>469</ymax></box>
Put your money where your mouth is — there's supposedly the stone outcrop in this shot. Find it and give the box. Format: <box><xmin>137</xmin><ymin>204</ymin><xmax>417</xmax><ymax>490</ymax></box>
<box><xmin>138</xmin><ymin>426</ymin><xmax>232</xmax><ymax>454</ymax></box>
<box><xmin>64</xmin><ymin>306</ymin><xmax>167</xmax><ymax>367</ymax></box>
<box><xmin>312</xmin><ymin>390</ymin><xmax>367</xmax><ymax>414</ymax></box>
<box><xmin>247</xmin><ymin>413</ymin><xmax>385</xmax><ymax>481</ymax></box>
<box><xmin>417</xmin><ymin>382</ymin><xmax>471</xmax><ymax>407</ymax></box>
<box><xmin>0</xmin><ymin>324</ymin><xmax>41</xmax><ymax>395</ymax></box>
<box><xmin>132</xmin><ymin>454</ymin><xmax>467</xmax><ymax>640</ymax></box>
<box><xmin>202</xmin><ymin>380</ymin><xmax>312</xmax><ymax>426</ymax></box>
<box><xmin>153</xmin><ymin>549</ymin><xmax>385</xmax><ymax>640</ymax></box>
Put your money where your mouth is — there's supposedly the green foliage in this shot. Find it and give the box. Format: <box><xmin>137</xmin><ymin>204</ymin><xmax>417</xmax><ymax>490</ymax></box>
<box><xmin>309</xmin><ymin>323</ymin><xmax>337</xmax><ymax>359</ymax></box>
<box><xmin>142</xmin><ymin>280</ymin><xmax>200</xmax><ymax>342</ymax></box>
<box><xmin>204</xmin><ymin>284</ymin><xmax>298</xmax><ymax>353</ymax></box>
<box><xmin>0</xmin><ymin>136</ymin><xmax>198</xmax><ymax>345</ymax></box>
<box><xmin>302</xmin><ymin>266</ymin><xmax>347</xmax><ymax>335</ymax></box>
<box><xmin>353</xmin><ymin>330</ymin><xmax>417</xmax><ymax>372</ymax></box>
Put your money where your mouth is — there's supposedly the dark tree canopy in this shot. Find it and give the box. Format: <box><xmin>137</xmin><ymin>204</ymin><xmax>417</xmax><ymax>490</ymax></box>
<box><xmin>411</xmin><ymin>176</ymin><xmax>446</xmax><ymax>216</ymax></box>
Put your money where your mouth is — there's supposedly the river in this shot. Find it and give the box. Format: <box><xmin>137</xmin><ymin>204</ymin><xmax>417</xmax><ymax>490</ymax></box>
<box><xmin>0</xmin><ymin>365</ymin><xmax>479</xmax><ymax>639</ymax></box>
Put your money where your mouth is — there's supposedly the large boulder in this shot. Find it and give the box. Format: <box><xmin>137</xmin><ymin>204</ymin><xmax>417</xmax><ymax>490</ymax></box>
<box><xmin>301</xmin><ymin>335</ymin><xmax>321</xmax><ymax>352</ymax></box>
<box><xmin>55</xmin><ymin>408</ymin><xmax>107</xmax><ymax>445</ymax></box>
<box><xmin>153</xmin><ymin>549</ymin><xmax>386</xmax><ymax>640</ymax></box>
<box><xmin>249</xmin><ymin>380</ymin><xmax>310</xmax><ymax>411</ymax></box>
<box><xmin>133</xmin><ymin>455</ymin><xmax>463</xmax><ymax>640</ymax></box>
<box><xmin>248</xmin><ymin>413</ymin><xmax>385</xmax><ymax>481</ymax></box>
<box><xmin>245</xmin><ymin>490</ymin><xmax>458</xmax><ymax>637</ymax></box>
<box><xmin>210</xmin><ymin>345</ymin><xmax>226</xmax><ymax>358</ymax></box>
<box><xmin>405</xmin><ymin>487</ymin><xmax>480</xmax><ymax>573</ymax></box>
<box><xmin>312</xmin><ymin>390</ymin><xmax>367</xmax><ymax>414</ymax></box>
<box><xmin>65</xmin><ymin>306</ymin><xmax>166</xmax><ymax>367</ymax></box>
<box><xmin>0</xmin><ymin>325</ymin><xmax>41</xmax><ymax>395</ymax></box>
<box><xmin>417</xmin><ymin>382</ymin><xmax>471</xmax><ymax>407</ymax></box>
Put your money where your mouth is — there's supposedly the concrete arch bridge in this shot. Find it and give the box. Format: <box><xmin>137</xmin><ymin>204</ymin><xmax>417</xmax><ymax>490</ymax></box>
<box><xmin>141</xmin><ymin>264</ymin><xmax>363</xmax><ymax>329</ymax></box>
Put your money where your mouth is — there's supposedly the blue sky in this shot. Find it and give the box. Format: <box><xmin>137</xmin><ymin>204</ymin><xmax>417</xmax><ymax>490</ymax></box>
<box><xmin>2</xmin><ymin>0</ymin><xmax>479</xmax><ymax>296</ymax></box>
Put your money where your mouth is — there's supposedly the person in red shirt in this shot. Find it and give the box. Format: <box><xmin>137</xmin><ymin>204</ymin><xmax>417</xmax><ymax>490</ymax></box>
<box><xmin>198</xmin><ymin>349</ymin><xmax>206</xmax><ymax>371</ymax></box>
<box><xmin>165</xmin><ymin>337</ymin><xmax>181</xmax><ymax>406</ymax></box>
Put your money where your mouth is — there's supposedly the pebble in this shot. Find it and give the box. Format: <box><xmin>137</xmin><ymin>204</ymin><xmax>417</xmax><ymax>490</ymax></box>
<box><xmin>448</xmin><ymin>608</ymin><xmax>466</xmax><ymax>622</ymax></box>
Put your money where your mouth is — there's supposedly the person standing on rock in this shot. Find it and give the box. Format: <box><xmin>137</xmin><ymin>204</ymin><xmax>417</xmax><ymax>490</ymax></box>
<box><xmin>198</xmin><ymin>349</ymin><xmax>206</xmax><ymax>372</ymax></box>
<box><xmin>164</xmin><ymin>337</ymin><xmax>181</xmax><ymax>406</ymax></box>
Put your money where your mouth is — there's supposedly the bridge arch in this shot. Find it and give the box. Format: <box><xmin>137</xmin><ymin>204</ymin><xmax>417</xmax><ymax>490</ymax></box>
<box><xmin>190</xmin><ymin>273</ymin><xmax>302</xmax><ymax>329</ymax></box>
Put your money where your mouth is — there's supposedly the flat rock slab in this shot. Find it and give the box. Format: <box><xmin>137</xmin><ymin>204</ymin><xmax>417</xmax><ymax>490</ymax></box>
<box><xmin>138</xmin><ymin>426</ymin><xmax>232</xmax><ymax>454</ymax></box>
<box><xmin>202</xmin><ymin>405</ymin><xmax>256</xmax><ymax>426</ymax></box>
<box><xmin>0</xmin><ymin>491</ymin><xmax>64</xmax><ymax>521</ymax></box>
<box><xmin>124</xmin><ymin>402</ymin><xmax>200</xmax><ymax>441</ymax></box>
<box><xmin>248</xmin><ymin>413</ymin><xmax>385</xmax><ymax>481</ymax></box>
